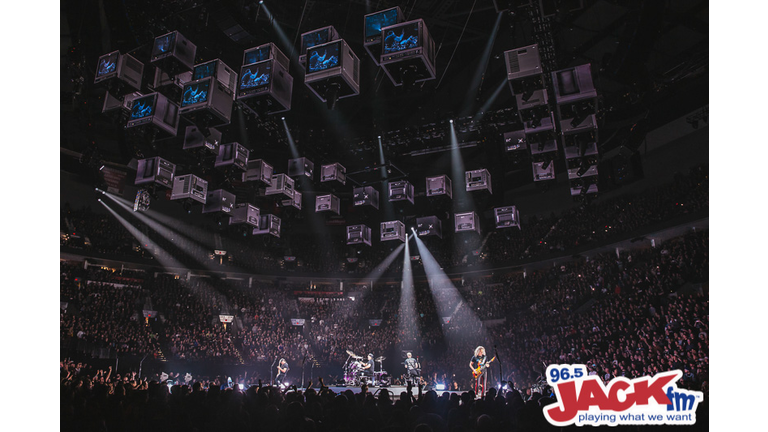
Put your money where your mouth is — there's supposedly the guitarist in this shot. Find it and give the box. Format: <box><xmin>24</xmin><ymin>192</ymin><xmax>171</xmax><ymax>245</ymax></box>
<box><xmin>469</xmin><ymin>346</ymin><xmax>494</xmax><ymax>396</ymax></box>
<box><xmin>404</xmin><ymin>352</ymin><xmax>421</xmax><ymax>384</ymax></box>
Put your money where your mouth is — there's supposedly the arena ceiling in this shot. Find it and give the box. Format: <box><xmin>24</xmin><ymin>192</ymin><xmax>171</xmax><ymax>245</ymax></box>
<box><xmin>60</xmin><ymin>0</ymin><xmax>708</xmax><ymax>232</ymax></box>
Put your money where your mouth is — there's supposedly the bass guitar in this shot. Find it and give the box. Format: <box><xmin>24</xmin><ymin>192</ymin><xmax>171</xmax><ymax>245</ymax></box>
<box><xmin>472</xmin><ymin>356</ymin><xmax>496</xmax><ymax>378</ymax></box>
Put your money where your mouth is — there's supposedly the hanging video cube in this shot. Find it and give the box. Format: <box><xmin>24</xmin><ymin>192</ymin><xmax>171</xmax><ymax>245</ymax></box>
<box><xmin>126</xmin><ymin>92</ymin><xmax>179</xmax><ymax>139</ymax></box>
<box><xmin>504</xmin><ymin>129</ymin><xmax>527</xmax><ymax>152</ymax></box>
<box><xmin>242</xmin><ymin>159</ymin><xmax>274</xmax><ymax>185</ymax></box>
<box><xmin>299</xmin><ymin>26</ymin><xmax>340</xmax><ymax>66</ymax></box>
<box><xmin>304</xmin><ymin>39</ymin><xmax>360</xmax><ymax>109</ymax></box>
<box><xmin>265</xmin><ymin>174</ymin><xmax>295</xmax><ymax>200</ymax></box>
<box><xmin>315</xmin><ymin>194</ymin><xmax>341</xmax><ymax>215</ymax></box>
<box><xmin>347</xmin><ymin>224</ymin><xmax>372</xmax><ymax>246</ymax></box>
<box><xmin>363</xmin><ymin>6</ymin><xmax>404</xmax><ymax>65</ymax></box>
<box><xmin>237</xmin><ymin>58</ymin><xmax>293</xmax><ymax>115</ymax></box>
<box><xmin>244</xmin><ymin>42</ymin><xmax>290</xmax><ymax>70</ymax></box>
<box><xmin>416</xmin><ymin>216</ymin><xmax>442</xmax><ymax>239</ymax></box>
<box><xmin>253</xmin><ymin>214</ymin><xmax>281</xmax><ymax>237</ymax></box>
<box><xmin>134</xmin><ymin>157</ymin><xmax>175</xmax><ymax>188</ymax></box>
<box><xmin>455</xmin><ymin>212</ymin><xmax>480</xmax><ymax>234</ymax></box>
<box><xmin>288</xmin><ymin>157</ymin><xmax>314</xmax><ymax>180</ymax></box>
<box><xmin>203</xmin><ymin>189</ymin><xmax>236</xmax><ymax>216</ymax></box>
<box><xmin>353</xmin><ymin>186</ymin><xmax>379</xmax><ymax>209</ymax></box>
<box><xmin>388</xmin><ymin>180</ymin><xmax>414</xmax><ymax>204</ymax></box>
<box><xmin>229</xmin><ymin>203</ymin><xmax>260</xmax><ymax>228</ymax></box>
<box><xmin>183</xmin><ymin>125</ymin><xmax>221</xmax><ymax>156</ymax></box>
<box><xmin>321</xmin><ymin>163</ymin><xmax>346</xmax><ymax>185</ymax></box>
<box><xmin>380</xmin><ymin>19</ymin><xmax>436</xmax><ymax>86</ymax></box>
<box><xmin>381</xmin><ymin>220</ymin><xmax>406</xmax><ymax>242</ymax></box>
<box><xmin>494</xmin><ymin>206</ymin><xmax>520</xmax><ymax>229</ymax></box>
<box><xmin>426</xmin><ymin>175</ymin><xmax>452</xmax><ymax>199</ymax></box>
<box><xmin>94</xmin><ymin>51</ymin><xmax>144</xmax><ymax>95</ymax></box>
<box><xmin>465</xmin><ymin>169</ymin><xmax>492</xmax><ymax>194</ymax></box>
<box><xmin>179</xmin><ymin>76</ymin><xmax>233</xmax><ymax>128</ymax></box>
<box><xmin>171</xmin><ymin>174</ymin><xmax>208</xmax><ymax>204</ymax></box>
<box><xmin>151</xmin><ymin>31</ymin><xmax>197</xmax><ymax>76</ymax></box>
<box><xmin>192</xmin><ymin>59</ymin><xmax>238</xmax><ymax>98</ymax></box>
<box><xmin>215</xmin><ymin>142</ymin><xmax>249</xmax><ymax>172</ymax></box>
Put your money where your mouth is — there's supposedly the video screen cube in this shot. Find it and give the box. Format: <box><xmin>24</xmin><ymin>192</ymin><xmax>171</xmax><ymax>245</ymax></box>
<box><xmin>320</xmin><ymin>163</ymin><xmax>346</xmax><ymax>185</ymax></box>
<box><xmin>553</xmin><ymin>64</ymin><xmax>597</xmax><ymax>104</ymax></box>
<box><xmin>229</xmin><ymin>203</ymin><xmax>260</xmax><ymax>227</ymax></box>
<box><xmin>569</xmin><ymin>181</ymin><xmax>599</xmax><ymax>197</ymax></box>
<box><xmin>315</xmin><ymin>194</ymin><xmax>341</xmax><ymax>215</ymax></box>
<box><xmin>504</xmin><ymin>44</ymin><xmax>542</xmax><ymax>81</ymax></box>
<box><xmin>126</xmin><ymin>93</ymin><xmax>179</xmax><ymax>139</ymax></box>
<box><xmin>265</xmin><ymin>174</ymin><xmax>295</xmax><ymax>199</ymax></box>
<box><xmin>94</xmin><ymin>51</ymin><xmax>143</xmax><ymax>94</ymax></box>
<box><xmin>171</xmin><ymin>174</ymin><xmax>208</xmax><ymax>204</ymax></box>
<box><xmin>388</xmin><ymin>180</ymin><xmax>414</xmax><ymax>204</ymax></box>
<box><xmin>363</xmin><ymin>6</ymin><xmax>404</xmax><ymax>64</ymax></box>
<box><xmin>494</xmin><ymin>206</ymin><xmax>520</xmax><ymax>229</ymax></box>
<box><xmin>192</xmin><ymin>59</ymin><xmax>237</xmax><ymax>96</ymax></box>
<box><xmin>135</xmin><ymin>157</ymin><xmax>175</xmax><ymax>188</ymax></box>
<box><xmin>416</xmin><ymin>216</ymin><xmax>442</xmax><ymax>239</ymax></box>
<box><xmin>151</xmin><ymin>31</ymin><xmax>196</xmax><ymax>75</ymax></box>
<box><xmin>347</xmin><ymin>224</ymin><xmax>372</xmax><ymax>246</ymax></box>
<box><xmin>426</xmin><ymin>175</ymin><xmax>452</xmax><ymax>198</ymax></box>
<box><xmin>282</xmin><ymin>190</ymin><xmax>302</xmax><ymax>210</ymax></box>
<box><xmin>183</xmin><ymin>125</ymin><xmax>221</xmax><ymax>154</ymax></box>
<box><xmin>504</xmin><ymin>129</ymin><xmax>527</xmax><ymax>152</ymax></box>
<box><xmin>454</xmin><ymin>212</ymin><xmax>480</xmax><ymax>234</ymax></box>
<box><xmin>253</xmin><ymin>214</ymin><xmax>281</xmax><ymax>237</ymax></box>
<box><xmin>244</xmin><ymin>43</ymin><xmax>290</xmax><ymax>71</ymax></box>
<box><xmin>380</xmin><ymin>19</ymin><xmax>436</xmax><ymax>86</ymax></box>
<box><xmin>215</xmin><ymin>142</ymin><xmax>249</xmax><ymax>171</ymax></box>
<box><xmin>532</xmin><ymin>161</ymin><xmax>556</xmax><ymax>181</ymax></box>
<box><xmin>203</xmin><ymin>189</ymin><xmax>236</xmax><ymax>215</ymax></box>
<box><xmin>305</xmin><ymin>40</ymin><xmax>360</xmax><ymax>104</ymax></box>
<box><xmin>353</xmin><ymin>186</ymin><xmax>379</xmax><ymax>209</ymax></box>
<box><xmin>179</xmin><ymin>77</ymin><xmax>233</xmax><ymax>127</ymax></box>
<box><xmin>300</xmin><ymin>26</ymin><xmax>340</xmax><ymax>61</ymax></box>
<box><xmin>288</xmin><ymin>157</ymin><xmax>314</xmax><ymax>180</ymax></box>
<box><xmin>242</xmin><ymin>159</ymin><xmax>274</xmax><ymax>185</ymax></box>
<box><xmin>236</xmin><ymin>59</ymin><xmax>293</xmax><ymax>115</ymax></box>
<box><xmin>151</xmin><ymin>68</ymin><xmax>192</xmax><ymax>102</ymax></box>
<box><xmin>465</xmin><ymin>169</ymin><xmax>492</xmax><ymax>194</ymax></box>
<box><xmin>381</xmin><ymin>220</ymin><xmax>406</xmax><ymax>242</ymax></box>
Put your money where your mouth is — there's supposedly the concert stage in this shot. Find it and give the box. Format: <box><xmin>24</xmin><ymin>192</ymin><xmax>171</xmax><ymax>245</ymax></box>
<box><xmin>303</xmin><ymin>385</ymin><xmax>462</xmax><ymax>395</ymax></box>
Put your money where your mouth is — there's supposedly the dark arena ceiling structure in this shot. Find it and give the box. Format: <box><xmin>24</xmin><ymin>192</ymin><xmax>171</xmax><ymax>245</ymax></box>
<box><xmin>60</xmin><ymin>0</ymin><xmax>709</xmax><ymax>273</ymax></box>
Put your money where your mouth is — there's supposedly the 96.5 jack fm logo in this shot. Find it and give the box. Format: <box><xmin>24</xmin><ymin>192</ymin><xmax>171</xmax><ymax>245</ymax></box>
<box><xmin>542</xmin><ymin>364</ymin><xmax>704</xmax><ymax>427</ymax></box>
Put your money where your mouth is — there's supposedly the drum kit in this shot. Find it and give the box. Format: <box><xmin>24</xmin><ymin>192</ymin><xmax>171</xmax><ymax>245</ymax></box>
<box><xmin>343</xmin><ymin>350</ymin><xmax>390</xmax><ymax>387</ymax></box>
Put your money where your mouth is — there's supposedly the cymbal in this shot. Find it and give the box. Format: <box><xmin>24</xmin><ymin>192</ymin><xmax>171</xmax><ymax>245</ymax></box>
<box><xmin>376</xmin><ymin>356</ymin><xmax>386</xmax><ymax>361</ymax></box>
<box><xmin>346</xmin><ymin>350</ymin><xmax>357</xmax><ymax>357</ymax></box>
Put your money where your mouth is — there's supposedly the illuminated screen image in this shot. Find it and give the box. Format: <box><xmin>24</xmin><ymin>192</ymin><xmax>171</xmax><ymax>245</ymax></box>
<box><xmin>193</xmin><ymin>61</ymin><xmax>216</xmax><ymax>80</ymax></box>
<box><xmin>307</xmin><ymin>42</ymin><xmax>340</xmax><ymax>73</ymax></box>
<box><xmin>244</xmin><ymin>47</ymin><xmax>270</xmax><ymax>65</ymax></box>
<box><xmin>130</xmin><ymin>95</ymin><xmax>156</xmax><ymax>120</ymax></box>
<box><xmin>152</xmin><ymin>33</ymin><xmax>176</xmax><ymax>58</ymax></box>
<box><xmin>302</xmin><ymin>28</ymin><xmax>330</xmax><ymax>52</ymax></box>
<box><xmin>239</xmin><ymin>62</ymin><xmax>272</xmax><ymax>90</ymax></box>
<box><xmin>383</xmin><ymin>22</ymin><xmax>420</xmax><ymax>54</ymax></box>
<box><xmin>365</xmin><ymin>9</ymin><xmax>400</xmax><ymax>39</ymax></box>
<box><xmin>96</xmin><ymin>52</ymin><xmax>118</xmax><ymax>77</ymax></box>
<box><xmin>181</xmin><ymin>80</ymin><xmax>211</xmax><ymax>107</ymax></box>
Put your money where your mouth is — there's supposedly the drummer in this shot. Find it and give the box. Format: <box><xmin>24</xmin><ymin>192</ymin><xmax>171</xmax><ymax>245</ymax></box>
<box><xmin>360</xmin><ymin>353</ymin><xmax>375</xmax><ymax>380</ymax></box>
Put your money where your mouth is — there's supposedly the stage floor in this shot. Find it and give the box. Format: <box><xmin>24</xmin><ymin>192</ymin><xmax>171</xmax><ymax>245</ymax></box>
<box><xmin>305</xmin><ymin>386</ymin><xmax>462</xmax><ymax>395</ymax></box>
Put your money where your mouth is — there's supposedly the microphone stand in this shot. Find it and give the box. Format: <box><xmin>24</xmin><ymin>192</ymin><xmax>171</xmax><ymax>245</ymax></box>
<box><xmin>270</xmin><ymin>356</ymin><xmax>278</xmax><ymax>386</ymax></box>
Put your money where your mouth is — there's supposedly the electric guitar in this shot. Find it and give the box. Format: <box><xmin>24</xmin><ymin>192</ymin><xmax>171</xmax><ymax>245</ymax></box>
<box><xmin>472</xmin><ymin>356</ymin><xmax>496</xmax><ymax>378</ymax></box>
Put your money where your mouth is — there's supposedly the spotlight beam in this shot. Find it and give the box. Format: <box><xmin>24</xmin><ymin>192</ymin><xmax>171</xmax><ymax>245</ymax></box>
<box><xmin>398</xmin><ymin>235</ymin><xmax>419</xmax><ymax>348</ymax></box>
<box><xmin>461</xmin><ymin>12</ymin><xmax>503</xmax><ymax>117</ymax></box>
<box><xmin>282</xmin><ymin>117</ymin><xmax>301</xmax><ymax>159</ymax></box>
<box><xmin>98</xmin><ymin>199</ymin><xmax>186</xmax><ymax>272</ymax></box>
<box><xmin>413</xmin><ymin>235</ymin><xmax>487</xmax><ymax>347</ymax></box>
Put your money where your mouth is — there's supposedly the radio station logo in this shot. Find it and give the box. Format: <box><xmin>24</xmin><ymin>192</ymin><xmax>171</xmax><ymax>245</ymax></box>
<box><xmin>542</xmin><ymin>364</ymin><xmax>703</xmax><ymax>427</ymax></box>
